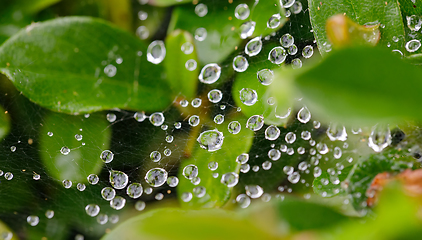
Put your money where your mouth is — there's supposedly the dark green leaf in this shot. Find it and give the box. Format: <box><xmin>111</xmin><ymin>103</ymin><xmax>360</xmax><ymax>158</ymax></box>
<box><xmin>313</xmin><ymin>165</ymin><xmax>353</xmax><ymax>198</ymax></box>
<box><xmin>0</xmin><ymin>17</ymin><xmax>172</xmax><ymax>114</ymax></box>
<box><xmin>277</xmin><ymin>196</ymin><xmax>348</xmax><ymax>231</ymax></box>
<box><xmin>101</xmin><ymin>208</ymin><xmax>281</xmax><ymax>240</ymax></box>
<box><xmin>39</xmin><ymin>112</ymin><xmax>111</xmax><ymax>182</ymax></box>
<box><xmin>398</xmin><ymin>0</ymin><xmax>422</xmax><ymax>16</ymax></box>
<box><xmin>0</xmin><ymin>105</ymin><xmax>10</xmax><ymax>141</ymax></box>
<box><xmin>290</xmin><ymin>47</ymin><xmax>422</xmax><ymax>125</ymax></box>
<box><xmin>308</xmin><ymin>0</ymin><xmax>405</xmax><ymax>55</ymax></box>
<box><xmin>164</xmin><ymin>30</ymin><xmax>199</xmax><ymax>99</ymax></box>
<box><xmin>177</xmin><ymin>116</ymin><xmax>254</xmax><ymax>208</ymax></box>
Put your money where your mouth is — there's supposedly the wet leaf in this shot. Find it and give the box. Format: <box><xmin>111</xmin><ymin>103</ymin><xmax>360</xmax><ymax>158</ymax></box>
<box><xmin>313</xmin><ymin>165</ymin><xmax>353</xmax><ymax>198</ymax></box>
<box><xmin>177</xmin><ymin>116</ymin><xmax>254</xmax><ymax>208</ymax></box>
<box><xmin>277</xmin><ymin>196</ymin><xmax>348</xmax><ymax>231</ymax></box>
<box><xmin>0</xmin><ymin>17</ymin><xmax>172</xmax><ymax>114</ymax></box>
<box><xmin>292</xmin><ymin>47</ymin><xmax>422</xmax><ymax>125</ymax></box>
<box><xmin>308</xmin><ymin>0</ymin><xmax>405</xmax><ymax>55</ymax></box>
<box><xmin>0</xmin><ymin>105</ymin><xmax>10</xmax><ymax>141</ymax></box>
<box><xmin>148</xmin><ymin>0</ymin><xmax>191</xmax><ymax>7</ymax></box>
<box><xmin>398</xmin><ymin>0</ymin><xmax>422</xmax><ymax>16</ymax></box>
<box><xmin>101</xmin><ymin>208</ymin><xmax>281</xmax><ymax>240</ymax></box>
<box><xmin>250</xmin><ymin>0</ymin><xmax>286</xmax><ymax>37</ymax></box>
<box><xmin>164</xmin><ymin>30</ymin><xmax>199</xmax><ymax>99</ymax></box>
<box><xmin>39</xmin><ymin>112</ymin><xmax>111</xmax><ymax>183</ymax></box>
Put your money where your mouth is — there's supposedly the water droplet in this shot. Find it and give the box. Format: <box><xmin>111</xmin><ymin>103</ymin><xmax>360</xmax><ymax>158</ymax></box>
<box><xmin>240</xmin><ymin>164</ymin><xmax>250</xmax><ymax>173</ymax></box>
<box><xmin>221</xmin><ymin>172</ymin><xmax>239</xmax><ymax>187</ymax></box>
<box><xmin>301</xmin><ymin>131</ymin><xmax>311</xmax><ymax>140</ymax></box>
<box><xmin>368</xmin><ymin>124</ymin><xmax>391</xmax><ymax>152</ymax></box>
<box><xmin>195</xmin><ymin>3</ymin><xmax>208</xmax><ymax>17</ymax></box>
<box><xmin>280</xmin><ymin>0</ymin><xmax>295</xmax><ymax>8</ymax></box>
<box><xmin>110</xmin><ymin>196</ymin><xmax>126</xmax><ymax>210</ymax></box>
<box><xmin>208</xmin><ymin>161</ymin><xmax>218</xmax><ymax>171</ymax></box>
<box><xmin>239</xmin><ymin>88</ymin><xmax>258</xmax><ymax>106</ymax></box>
<box><xmin>97</xmin><ymin>214</ymin><xmax>108</xmax><ymax>225</ymax></box>
<box><xmin>208</xmin><ymin>89</ymin><xmax>223</xmax><ymax>103</ymax></box>
<box><xmin>75</xmin><ymin>134</ymin><xmax>83</xmax><ymax>141</ymax></box>
<box><xmin>185</xmin><ymin>59</ymin><xmax>197</xmax><ymax>71</ymax></box>
<box><xmin>174</xmin><ymin>122</ymin><xmax>182</xmax><ymax>129</ymax></box>
<box><xmin>138</xmin><ymin>10</ymin><xmax>148</xmax><ymax>20</ymax></box>
<box><xmin>1</xmin><ymin>232</ymin><xmax>13</xmax><ymax>240</ymax></box>
<box><xmin>267</xmin><ymin>14</ymin><xmax>281</xmax><ymax>29</ymax></box>
<box><xmin>291</xmin><ymin>58</ymin><xmax>302</xmax><ymax>69</ymax></box>
<box><xmin>100</xmin><ymin>150</ymin><xmax>114</xmax><ymax>163</ymax></box>
<box><xmin>193</xmin><ymin>186</ymin><xmax>206</xmax><ymax>198</ymax></box>
<box><xmin>77</xmin><ymin>183</ymin><xmax>86</xmax><ymax>191</ymax></box>
<box><xmin>268</xmin><ymin>149</ymin><xmax>281</xmax><ymax>160</ymax></box>
<box><xmin>165</xmin><ymin>135</ymin><xmax>174</xmax><ymax>143</ymax></box>
<box><xmin>235</xmin><ymin>3</ymin><xmax>250</xmax><ymax>20</ymax></box>
<box><xmin>134</xmin><ymin>112</ymin><xmax>146</xmax><ymax>122</ymax></box>
<box><xmin>245</xmin><ymin>37</ymin><xmax>262</xmax><ymax>56</ymax></box>
<box><xmin>126</xmin><ymin>183</ymin><xmax>143</xmax><ymax>198</ymax></box>
<box><xmin>407</xmin><ymin>15</ymin><xmax>422</xmax><ymax>31</ymax></box>
<box><xmin>194</xmin><ymin>27</ymin><xmax>207</xmax><ymax>41</ymax></box>
<box><xmin>291</xmin><ymin>1</ymin><xmax>303</xmax><ymax>14</ymax></box>
<box><xmin>316</xmin><ymin>143</ymin><xmax>329</xmax><ymax>154</ymax></box>
<box><xmin>228</xmin><ymin>121</ymin><xmax>241</xmax><ymax>134</ymax></box>
<box><xmin>145</xmin><ymin>168</ymin><xmax>168</xmax><ymax>187</ymax></box>
<box><xmin>236</xmin><ymin>194</ymin><xmax>251</xmax><ymax>208</ymax></box>
<box><xmin>109</xmin><ymin>170</ymin><xmax>129</xmax><ymax>189</ymax></box>
<box><xmin>313</xmin><ymin>167</ymin><xmax>322</xmax><ymax>177</ymax></box>
<box><xmin>181</xmin><ymin>192</ymin><xmax>193</xmax><ymax>202</ymax></box>
<box><xmin>246</xmin><ymin>115</ymin><xmax>264</xmax><ymax>131</ymax></box>
<box><xmin>167</xmin><ymin>176</ymin><xmax>179</xmax><ymax>187</ymax></box>
<box><xmin>268</xmin><ymin>46</ymin><xmax>287</xmax><ymax>64</ymax></box>
<box><xmin>183</xmin><ymin>164</ymin><xmax>198</xmax><ymax>180</ymax></box>
<box><xmin>188</xmin><ymin>115</ymin><xmax>200</xmax><ymax>127</ymax></box>
<box><xmin>297</xmin><ymin>106</ymin><xmax>311</xmax><ymax>123</ymax></box>
<box><xmin>104</xmin><ymin>64</ymin><xmax>117</xmax><ymax>77</ymax></box>
<box><xmin>149</xmin><ymin>112</ymin><xmax>165</xmax><ymax>126</ymax></box>
<box><xmin>285</xmin><ymin>132</ymin><xmax>296</xmax><ymax>144</ymax></box>
<box><xmin>135</xmin><ymin>201</ymin><xmax>146</xmax><ymax>211</ymax></box>
<box><xmin>240</xmin><ymin>21</ymin><xmax>256</xmax><ymax>39</ymax></box>
<box><xmin>45</xmin><ymin>210</ymin><xmax>54</xmax><ymax>219</ymax></box>
<box><xmin>62</xmin><ymin>179</ymin><xmax>72</xmax><ymax>188</ymax></box>
<box><xmin>163</xmin><ymin>148</ymin><xmax>171</xmax><ymax>156</ymax></box>
<box><xmin>136</xmin><ymin>26</ymin><xmax>149</xmax><ymax>39</ymax></box>
<box><xmin>199</xmin><ymin>63</ymin><xmax>221</xmax><ymax>84</ymax></box>
<box><xmin>302</xmin><ymin>45</ymin><xmax>314</xmax><ymax>58</ymax></box>
<box><xmin>287</xmin><ymin>44</ymin><xmax>298</xmax><ymax>55</ymax></box>
<box><xmin>85</xmin><ymin>204</ymin><xmax>100</xmax><ymax>217</ymax></box>
<box><xmin>101</xmin><ymin>187</ymin><xmax>116</xmax><ymax>201</ymax></box>
<box><xmin>333</xmin><ymin>147</ymin><xmax>342</xmax><ymax>159</ymax></box>
<box><xmin>87</xmin><ymin>174</ymin><xmax>99</xmax><ymax>185</ymax></box>
<box><xmin>262</xmin><ymin>161</ymin><xmax>272</xmax><ymax>170</ymax></box>
<box><xmin>265</xmin><ymin>125</ymin><xmax>280</xmax><ymax>140</ymax></box>
<box><xmin>287</xmin><ymin>172</ymin><xmax>300</xmax><ymax>184</ymax></box>
<box><xmin>47</xmin><ymin>131</ymin><xmax>53</xmax><ymax>137</ymax></box>
<box><xmin>27</xmin><ymin>215</ymin><xmax>39</xmax><ymax>226</ymax></box>
<box><xmin>150</xmin><ymin>151</ymin><xmax>161</xmax><ymax>162</ymax></box>
<box><xmin>214</xmin><ymin>114</ymin><xmax>224</xmax><ymax>124</ymax></box>
<box><xmin>236</xmin><ymin>153</ymin><xmax>249</xmax><ymax>164</ymax></box>
<box><xmin>257</xmin><ymin>69</ymin><xmax>274</xmax><ymax>85</ymax></box>
<box><xmin>405</xmin><ymin>39</ymin><xmax>421</xmax><ymax>52</ymax></box>
<box><xmin>326</xmin><ymin>123</ymin><xmax>348</xmax><ymax>141</ymax></box>
<box><xmin>245</xmin><ymin>185</ymin><xmax>263</xmax><ymax>198</ymax></box>
<box><xmin>33</xmin><ymin>173</ymin><xmax>40</xmax><ymax>180</ymax></box>
<box><xmin>181</xmin><ymin>42</ymin><xmax>194</xmax><ymax>54</ymax></box>
<box><xmin>197</xmin><ymin>129</ymin><xmax>224</xmax><ymax>151</ymax></box>
<box><xmin>107</xmin><ymin>113</ymin><xmax>117</xmax><ymax>123</ymax></box>
<box><xmin>280</xmin><ymin>33</ymin><xmax>294</xmax><ymax>47</ymax></box>
<box><xmin>147</xmin><ymin>40</ymin><xmax>166</xmax><ymax>64</ymax></box>
<box><xmin>233</xmin><ymin>55</ymin><xmax>249</xmax><ymax>72</ymax></box>
<box><xmin>60</xmin><ymin>146</ymin><xmax>70</xmax><ymax>155</ymax></box>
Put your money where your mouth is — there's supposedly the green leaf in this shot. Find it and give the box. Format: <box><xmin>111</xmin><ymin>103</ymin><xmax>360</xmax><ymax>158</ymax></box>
<box><xmin>313</xmin><ymin>165</ymin><xmax>353</xmax><ymax>198</ymax></box>
<box><xmin>39</xmin><ymin>112</ymin><xmax>111</xmax><ymax>183</ymax></box>
<box><xmin>398</xmin><ymin>0</ymin><xmax>422</xmax><ymax>16</ymax></box>
<box><xmin>0</xmin><ymin>220</ymin><xmax>18</xmax><ymax>240</ymax></box>
<box><xmin>0</xmin><ymin>105</ymin><xmax>10</xmax><ymax>141</ymax></box>
<box><xmin>277</xmin><ymin>196</ymin><xmax>348</xmax><ymax>231</ymax></box>
<box><xmin>347</xmin><ymin>152</ymin><xmax>414</xmax><ymax>211</ymax></box>
<box><xmin>0</xmin><ymin>17</ymin><xmax>172</xmax><ymax>114</ymax></box>
<box><xmin>308</xmin><ymin>0</ymin><xmax>405</xmax><ymax>55</ymax></box>
<box><xmin>177</xmin><ymin>116</ymin><xmax>254</xmax><ymax>208</ymax></box>
<box><xmin>290</xmin><ymin>47</ymin><xmax>422</xmax><ymax>125</ymax></box>
<box><xmin>101</xmin><ymin>208</ymin><xmax>281</xmax><ymax>240</ymax></box>
<box><xmin>164</xmin><ymin>30</ymin><xmax>199</xmax><ymax>99</ymax></box>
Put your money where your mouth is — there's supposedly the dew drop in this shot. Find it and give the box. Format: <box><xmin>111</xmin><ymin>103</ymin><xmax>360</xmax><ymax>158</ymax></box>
<box><xmin>101</xmin><ymin>187</ymin><xmax>116</xmax><ymax>201</ymax></box>
<box><xmin>126</xmin><ymin>183</ymin><xmax>143</xmax><ymax>198</ymax></box>
<box><xmin>214</xmin><ymin>114</ymin><xmax>224</xmax><ymax>124</ymax></box>
<box><xmin>257</xmin><ymin>69</ymin><xmax>274</xmax><ymax>85</ymax></box>
<box><xmin>234</xmin><ymin>3</ymin><xmax>250</xmax><ymax>20</ymax></box>
<box><xmin>188</xmin><ymin>115</ymin><xmax>200</xmax><ymax>127</ymax></box>
<box><xmin>109</xmin><ymin>170</ymin><xmax>129</xmax><ymax>189</ymax></box>
<box><xmin>267</xmin><ymin>14</ymin><xmax>282</xmax><ymax>29</ymax></box>
<box><xmin>233</xmin><ymin>55</ymin><xmax>249</xmax><ymax>72</ymax></box>
<box><xmin>208</xmin><ymin>161</ymin><xmax>218</xmax><ymax>171</ymax></box>
<box><xmin>280</xmin><ymin>0</ymin><xmax>296</xmax><ymax>8</ymax></box>
<box><xmin>60</xmin><ymin>146</ymin><xmax>70</xmax><ymax>155</ymax></box>
<box><xmin>221</xmin><ymin>172</ymin><xmax>239</xmax><ymax>187</ymax></box>
<box><xmin>195</xmin><ymin>3</ymin><xmax>208</xmax><ymax>17</ymax></box>
<box><xmin>87</xmin><ymin>174</ymin><xmax>99</xmax><ymax>185</ymax></box>
<box><xmin>100</xmin><ymin>150</ymin><xmax>114</xmax><ymax>163</ymax></box>
<box><xmin>265</xmin><ymin>125</ymin><xmax>280</xmax><ymax>140</ymax></box>
<box><xmin>368</xmin><ymin>124</ymin><xmax>391</xmax><ymax>152</ymax></box>
<box><xmin>240</xmin><ymin>21</ymin><xmax>256</xmax><ymax>39</ymax></box>
<box><xmin>236</xmin><ymin>194</ymin><xmax>251</xmax><ymax>208</ymax></box>
<box><xmin>62</xmin><ymin>179</ymin><xmax>72</xmax><ymax>188</ymax></box>
<box><xmin>197</xmin><ymin>129</ymin><xmax>224</xmax><ymax>151</ymax></box>
<box><xmin>150</xmin><ymin>151</ymin><xmax>161</xmax><ymax>162</ymax></box>
<box><xmin>183</xmin><ymin>164</ymin><xmax>199</xmax><ymax>180</ymax></box>
<box><xmin>199</xmin><ymin>63</ymin><xmax>221</xmax><ymax>84</ymax></box>
<box><xmin>245</xmin><ymin>37</ymin><xmax>262</xmax><ymax>57</ymax></box>
<box><xmin>302</xmin><ymin>45</ymin><xmax>314</xmax><ymax>58</ymax></box>
<box><xmin>268</xmin><ymin>46</ymin><xmax>287</xmax><ymax>64</ymax></box>
<box><xmin>245</xmin><ymin>185</ymin><xmax>263</xmax><ymax>198</ymax></box>
<box><xmin>285</xmin><ymin>132</ymin><xmax>296</xmax><ymax>144</ymax></box>
<box><xmin>268</xmin><ymin>149</ymin><xmax>281</xmax><ymax>160</ymax></box>
<box><xmin>26</xmin><ymin>215</ymin><xmax>39</xmax><ymax>226</ymax></box>
<box><xmin>134</xmin><ymin>111</ymin><xmax>146</xmax><ymax>122</ymax></box>
<box><xmin>194</xmin><ymin>27</ymin><xmax>207</xmax><ymax>41</ymax></box>
<box><xmin>85</xmin><ymin>204</ymin><xmax>100</xmax><ymax>217</ymax></box>
<box><xmin>280</xmin><ymin>33</ymin><xmax>294</xmax><ymax>48</ymax></box>
<box><xmin>208</xmin><ymin>89</ymin><xmax>223</xmax><ymax>103</ymax></box>
<box><xmin>239</xmin><ymin>88</ymin><xmax>258</xmax><ymax>106</ymax></box>
<box><xmin>246</xmin><ymin>115</ymin><xmax>264</xmax><ymax>131</ymax></box>
<box><xmin>228</xmin><ymin>121</ymin><xmax>242</xmax><ymax>134</ymax></box>
<box><xmin>135</xmin><ymin>201</ymin><xmax>146</xmax><ymax>211</ymax></box>
<box><xmin>149</xmin><ymin>112</ymin><xmax>165</xmax><ymax>126</ymax></box>
<box><xmin>145</xmin><ymin>168</ymin><xmax>168</xmax><ymax>187</ymax></box>
<box><xmin>405</xmin><ymin>39</ymin><xmax>421</xmax><ymax>52</ymax></box>
<box><xmin>147</xmin><ymin>40</ymin><xmax>166</xmax><ymax>64</ymax></box>
<box><xmin>167</xmin><ymin>176</ymin><xmax>179</xmax><ymax>187</ymax></box>
<box><xmin>236</xmin><ymin>153</ymin><xmax>249</xmax><ymax>164</ymax></box>
<box><xmin>185</xmin><ymin>59</ymin><xmax>197</xmax><ymax>71</ymax></box>
<box><xmin>326</xmin><ymin>123</ymin><xmax>348</xmax><ymax>141</ymax></box>
<box><xmin>110</xmin><ymin>196</ymin><xmax>126</xmax><ymax>210</ymax></box>
<box><xmin>297</xmin><ymin>106</ymin><xmax>311</xmax><ymax>123</ymax></box>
